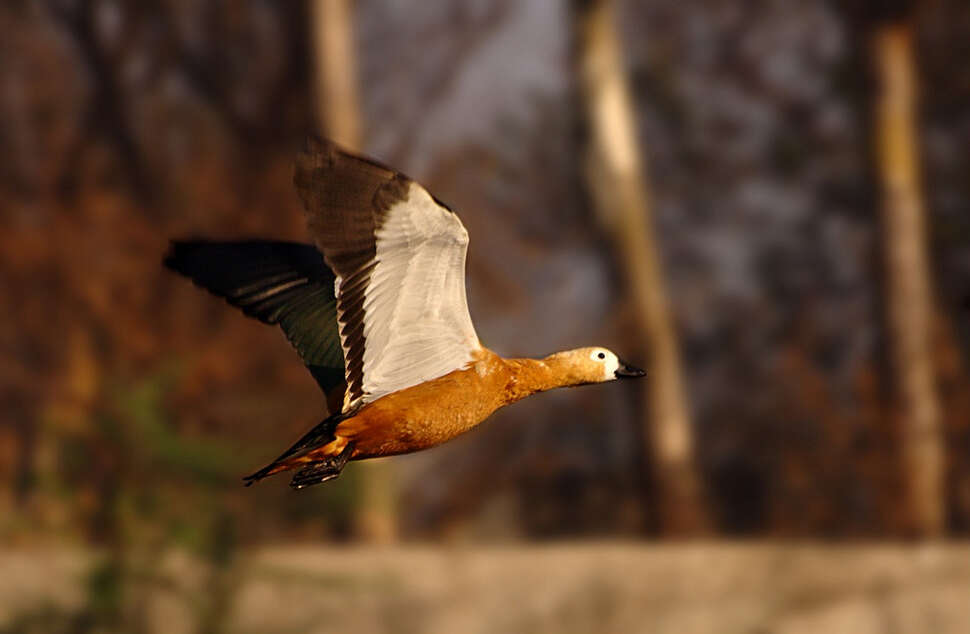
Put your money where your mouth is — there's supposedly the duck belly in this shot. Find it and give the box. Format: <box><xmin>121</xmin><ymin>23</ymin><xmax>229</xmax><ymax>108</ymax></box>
<box><xmin>334</xmin><ymin>364</ymin><xmax>507</xmax><ymax>459</ymax></box>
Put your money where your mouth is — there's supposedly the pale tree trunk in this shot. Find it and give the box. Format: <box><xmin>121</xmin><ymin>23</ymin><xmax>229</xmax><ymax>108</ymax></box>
<box><xmin>309</xmin><ymin>0</ymin><xmax>361</xmax><ymax>148</ymax></box>
<box><xmin>573</xmin><ymin>0</ymin><xmax>709</xmax><ymax>534</ymax></box>
<box><xmin>308</xmin><ymin>0</ymin><xmax>397</xmax><ymax>543</ymax></box>
<box><xmin>870</xmin><ymin>21</ymin><xmax>945</xmax><ymax>537</ymax></box>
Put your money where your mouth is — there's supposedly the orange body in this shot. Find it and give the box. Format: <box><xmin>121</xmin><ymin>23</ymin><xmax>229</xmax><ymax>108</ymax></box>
<box><xmin>307</xmin><ymin>347</ymin><xmax>583</xmax><ymax>461</ymax></box>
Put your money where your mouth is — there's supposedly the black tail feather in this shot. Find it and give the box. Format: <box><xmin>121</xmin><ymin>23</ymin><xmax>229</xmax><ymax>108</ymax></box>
<box><xmin>272</xmin><ymin>412</ymin><xmax>351</xmax><ymax>463</ymax></box>
<box><xmin>242</xmin><ymin>413</ymin><xmax>352</xmax><ymax>487</ymax></box>
<box><xmin>242</xmin><ymin>464</ymin><xmax>280</xmax><ymax>487</ymax></box>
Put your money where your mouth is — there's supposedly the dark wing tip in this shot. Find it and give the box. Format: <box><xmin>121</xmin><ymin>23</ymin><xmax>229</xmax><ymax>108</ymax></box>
<box><xmin>296</xmin><ymin>136</ymin><xmax>346</xmax><ymax>179</ymax></box>
<box><xmin>242</xmin><ymin>465</ymin><xmax>275</xmax><ymax>486</ymax></box>
<box><xmin>298</xmin><ymin>135</ymin><xmax>336</xmax><ymax>163</ymax></box>
<box><xmin>295</xmin><ymin>137</ymin><xmax>335</xmax><ymax>195</ymax></box>
<box><xmin>162</xmin><ymin>240</ymin><xmax>180</xmax><ymax>267</ymax></box>
<box><xmin>162</xmin><ymin>239</ymin><xmax>199</xmax><ymax>274</ymax></box>
<box><xmin>303</xmin><ymin>134</ymin><xmax>322</xmax><ymax>152</ymax></box>
<box><xmin>296</xmin><ymin>136</ymin><xmax>407</xmax><ymax>182</ymax></box>
<box><xmin>161</xmin><ymin>239</ymin><xmax>233</xmax><ymax>284</ymax></box>
<box><xmin>302</xmin><ymin>134</ymin><xmax>332</xmax><ymax>155</ymax></box>
<box><xmin>295</xmin><ymin>136</ymin><xmax>452</xmax><ymax>215</ymax></box>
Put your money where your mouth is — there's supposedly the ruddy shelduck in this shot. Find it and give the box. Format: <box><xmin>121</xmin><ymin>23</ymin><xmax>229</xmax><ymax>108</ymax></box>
<box><xmin>165</xmin><ymin>138</ymin><xmax>644</xmax><ymax>488</ymax></box>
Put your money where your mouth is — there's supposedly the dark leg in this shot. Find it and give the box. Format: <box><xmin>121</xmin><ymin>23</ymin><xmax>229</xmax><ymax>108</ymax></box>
<box><xmin>288</xmin><ymin>442</ymin><xmax>354</xmax><ymax>489</ymax></box>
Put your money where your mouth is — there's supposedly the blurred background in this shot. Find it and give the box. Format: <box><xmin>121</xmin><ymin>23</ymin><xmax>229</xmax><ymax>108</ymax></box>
<box><xmin>1</xmin><ymin>0</ymin><xmax>969</xmax><ymax>632</ymax></box>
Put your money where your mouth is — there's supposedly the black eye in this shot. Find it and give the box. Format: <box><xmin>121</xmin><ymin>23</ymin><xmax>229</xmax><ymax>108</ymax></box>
<box><xmin>597</xmin><ymin>352</ymin><xmax>605</xmax><ymax>359</ymax></box>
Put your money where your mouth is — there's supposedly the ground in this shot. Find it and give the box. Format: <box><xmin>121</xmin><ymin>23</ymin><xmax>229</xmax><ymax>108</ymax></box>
<box><xmin>1</xmin><ymin>543</ymin><xmax>968</xmax><ymax>633</ymax></box>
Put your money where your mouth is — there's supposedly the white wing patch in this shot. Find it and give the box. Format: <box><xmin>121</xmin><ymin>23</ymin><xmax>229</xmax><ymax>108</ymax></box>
<box><xmin>346</xmin><ymin>182</ymin><xmax>480</xmax><ymax>409</ymax></box>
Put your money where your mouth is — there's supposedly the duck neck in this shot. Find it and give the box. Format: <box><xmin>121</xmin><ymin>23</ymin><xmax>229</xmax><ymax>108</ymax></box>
<box><xmin>503</xmin><ymin>355</ymin><xmax>582</xmax><ymax>404</ymax></box>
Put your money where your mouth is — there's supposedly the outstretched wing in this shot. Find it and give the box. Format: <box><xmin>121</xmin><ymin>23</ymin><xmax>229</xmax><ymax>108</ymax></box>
<box><xmin>294</xmin><ymin>137</ymin><xmax>480</xmax><ymax>412</ymax></box>
<box><xmin>164</xmin><ymin>240</ymin><xmax>346</xmax><ymax>409</ymax></box>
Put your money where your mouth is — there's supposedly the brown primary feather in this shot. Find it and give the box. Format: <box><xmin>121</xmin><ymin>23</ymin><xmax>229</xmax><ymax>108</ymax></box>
<box><xmin>293</xmin><ymin>137</ymin><xmax>413</xmax><ymax>407</ymax></box>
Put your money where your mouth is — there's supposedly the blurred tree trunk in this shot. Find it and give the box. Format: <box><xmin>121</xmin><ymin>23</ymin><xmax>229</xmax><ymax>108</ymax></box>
<box><xmin>310</xmin><ymin>0</ymin><xmax>361</xmax><ymax>148</ymax></box>
<box><xmin>869</xmin><ymin>18</ymin><xmax>945</xmax><ymax>537</ymax></box>
<box><xmin>572</xmin><ymin>0</ymin><xmax>709</xmax><ymax>535</ymax></box>
<box><xmin>308</xmin><ymin>0</ymin><xmax>397</xmax><ymax>543</ymax></box>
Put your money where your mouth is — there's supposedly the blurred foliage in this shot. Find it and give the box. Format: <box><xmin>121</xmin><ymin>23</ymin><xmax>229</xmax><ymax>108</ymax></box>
<box><xmin>1</xmin><ymin>369</ymin><xmax>365</xmax><ymax>632</ymax></box>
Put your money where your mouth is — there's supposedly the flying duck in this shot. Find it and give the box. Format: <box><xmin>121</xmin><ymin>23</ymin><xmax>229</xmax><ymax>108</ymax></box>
<box><xmin>165</xmin><ymin>137</ymin><xmax>644</xmax><ymax>489</ymax></box>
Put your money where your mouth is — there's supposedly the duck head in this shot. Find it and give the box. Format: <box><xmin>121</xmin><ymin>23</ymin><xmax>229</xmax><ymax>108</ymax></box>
<box><xmin>543</xmin><ymin>347</ymin><xmax>645</xmax><ymax>386</ymax></box>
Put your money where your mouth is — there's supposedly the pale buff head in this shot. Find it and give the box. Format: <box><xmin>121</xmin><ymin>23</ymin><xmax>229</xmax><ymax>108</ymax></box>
<box><xmin>544</xmin><ymin>347</ymin><xmax>645</xmax><ymax>386</ymax></box>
